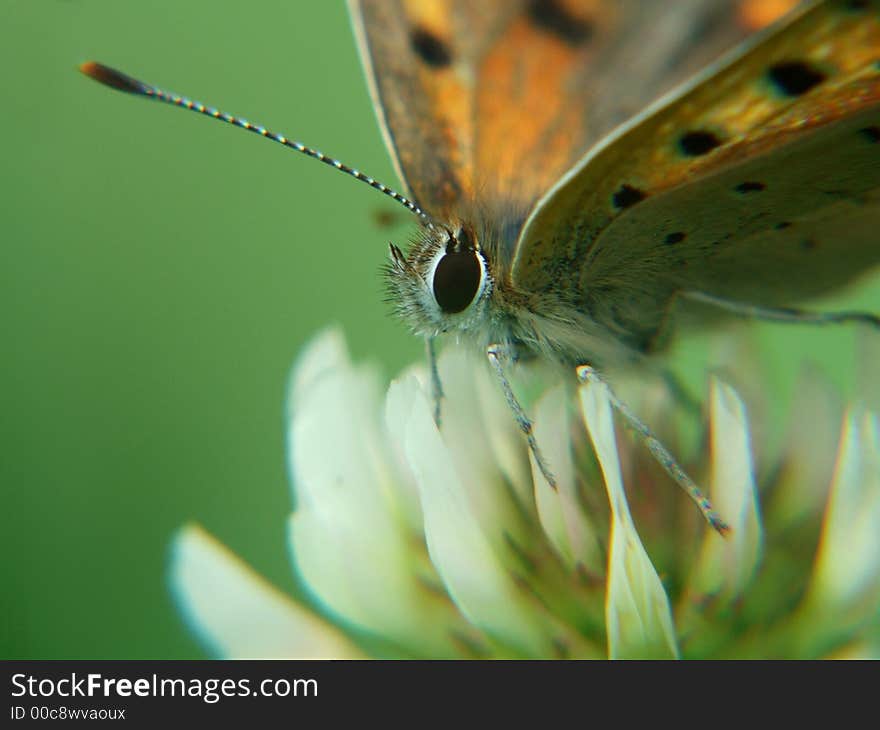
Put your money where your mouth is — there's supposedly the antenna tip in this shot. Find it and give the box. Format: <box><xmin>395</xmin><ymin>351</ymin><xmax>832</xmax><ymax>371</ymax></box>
<box><xmin>79</xmin><ymin>61</ymin><xmax>148</xmax><ymax>94</ymax></box>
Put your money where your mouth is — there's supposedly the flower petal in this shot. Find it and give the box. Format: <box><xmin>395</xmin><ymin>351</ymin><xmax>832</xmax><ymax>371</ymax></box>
<box><xmin>471</xmin><ymin>358</ymin><xmax>535</xmax><ymax>509</ymax></box>
<box><xmin>689</xmin><ymin>378</ymin><xmax>763</xmax><ymax>602</ymax></box>
<box><xmin>531</xmin><ymin>384</ymin><xmax>601</xmax><ymax>573</ymax></box>
<box><xmin>432</xmin><ymin>348</ymin><xmax>532</xmax><ymax>542</ymax></box>
<box><xmin>403</xmin><ymin>376</ymin><xmax>554</xmax><ymax>656</ymax></box>
<box><xmin>170</xmin><ymin>524</ymin><xmax>363</xmax><ymax>658</ymax></box>
<box><xmin>806</xmin><ymin>408</ymin><xmax>880</xmax><ymax>617</ymax></box>
<box><xmin>383</xmin><ymin>371</ymin><xmax>427</xmax><ymax>530</ymax></box>
<box><xmin>288</xmin><ymin>326</ymin><xmax>349</xmax><ymax>405</ymax></box>
<box><xmin>286</xmin><ymin>332</ymin><xmax>461</xmax><ymax>655</ymax></box>
<box><xmin>579</xmin><ymin>377</ymin><xmax>679</xmax><ymax>660</ymax></box>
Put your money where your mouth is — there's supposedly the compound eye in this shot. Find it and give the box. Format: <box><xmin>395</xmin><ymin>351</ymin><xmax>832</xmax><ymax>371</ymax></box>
<box><xmin>431</xmin><ymin>248</ymin><xmax>482</xmax><ymax>313</ymax></box>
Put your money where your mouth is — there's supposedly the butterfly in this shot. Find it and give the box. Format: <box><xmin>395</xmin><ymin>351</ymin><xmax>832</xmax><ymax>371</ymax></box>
<box><xmin>81</xmin><ymin>0</ymin><xmax>880</xmax><ymax>532</ymax></box>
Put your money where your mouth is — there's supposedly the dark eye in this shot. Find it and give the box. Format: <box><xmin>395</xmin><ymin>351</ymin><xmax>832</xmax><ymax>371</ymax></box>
<box><xmin>432</xmin><ymin>249</ymin><xmax>482</xmax><ymax>313</ymax></box>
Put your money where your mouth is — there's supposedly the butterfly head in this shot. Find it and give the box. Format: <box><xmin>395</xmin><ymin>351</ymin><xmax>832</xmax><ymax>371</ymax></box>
<box><xmin>385</xmin><ymin>223</ymin><xmax>493</xmax><ymax>337</ymax></box>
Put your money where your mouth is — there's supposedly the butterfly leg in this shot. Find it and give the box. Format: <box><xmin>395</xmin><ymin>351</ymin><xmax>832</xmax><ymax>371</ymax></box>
<box><xmin>486</xmin><ymin>343</ymin><xmax>557</xmax><ymax>489</ymax></box>
<box><xmin>576</xmin><ymin>364</ymin><xmax>730</xmax><ymax>536</ymax></box>
<box><xmin>425</xmin><ymin>336</ymin><xmax>444</xmax><ymax>426</ymax></box>
<box><xmin>683</xmin><ymin>291</ymin><xmax>880</xmax><ymax>329</ymax></box>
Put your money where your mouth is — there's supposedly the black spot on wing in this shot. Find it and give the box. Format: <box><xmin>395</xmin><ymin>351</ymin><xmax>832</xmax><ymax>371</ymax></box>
<box><xmin>410</xmin><ymin>26</ymin><xmax>453</xmax><ymax>68</ymax></box>
<box><xmin>845</xmin><ymin>0</ymin><xmax>869</xmax><ymax>11</ymax></box>
<box><xmin>735</xmin><ymin>181</ymin><xmax>766</xmax><ymax>193</ymax></box>
<box><xmin>860</xmin><ymin>126</ymin><xmax>880</xmax><ymax>143</ymax></box>
<box><xmin>775</xmin><ymin>221</ymin><xmax>792</xmax><ymax>230</ymax></box>
<box><xmin>767</xmin><ymin>61</ymin><xmax>827</xmax><ymax>97</ymax></box>
<box><xmin>679</xmin><ymin>130</ymin><xmax>722</xmax><ymax>156</ymax></box>
<box><xmin>664</xmin><ymin>232</ymin><xmax>686</xmax><ymax>245</ymax></box>
<box><xmin>612</xmin><ymin>184</ymin><xmax>646</xmax><ymax>209</ymax></box>
<box><xmin>526</xmin><ymin>0</ymin><xmax>593</xmax><ymax>47</ymax></box>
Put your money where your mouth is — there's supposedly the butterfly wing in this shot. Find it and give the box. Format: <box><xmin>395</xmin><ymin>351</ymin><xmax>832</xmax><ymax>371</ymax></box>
<box><xmin>349</xmin><ymin>0</ymin><xmax>776</xmax><ymax>217</ymax></box>
<box><xmin>513</xmin><ymin>0</ymin><xmax>880</xmax><ymax>347</ymax></box>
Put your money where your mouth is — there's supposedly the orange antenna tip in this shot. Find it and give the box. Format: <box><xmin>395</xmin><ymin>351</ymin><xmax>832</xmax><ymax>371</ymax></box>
<box><xmin>79</xmin><ymin>61</ymin><xmax>148</xmax><ymax>94</ymax></box>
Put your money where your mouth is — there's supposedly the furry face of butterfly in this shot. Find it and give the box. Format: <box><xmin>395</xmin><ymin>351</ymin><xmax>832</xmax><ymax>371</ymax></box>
<box><xmin>385</xmin><ymin>216</ymin><xmax>642</xmax><ymax>369</ymax></box>
<box><xmin>385</xmin><ymin>223</ymin><xmax>494</xmax><ymax>339</ymax></box>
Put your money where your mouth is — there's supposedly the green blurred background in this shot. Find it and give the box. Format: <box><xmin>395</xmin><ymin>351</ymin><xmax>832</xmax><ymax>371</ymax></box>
<box><xmin>2</xmin><ymin>1</ymin><xmax>878</xmax><ymax>659</ymax></box>
<box><xmin>1</xmin><ymin>0</ymin><xmax>418</xmax><ymax>659</ymax></box>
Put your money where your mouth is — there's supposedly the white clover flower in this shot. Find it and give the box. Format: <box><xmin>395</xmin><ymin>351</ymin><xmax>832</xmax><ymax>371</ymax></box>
<box><xmin>171</xmin><ymin>329</ymin><xmax>880</xmax><ymax>659</ymax></box>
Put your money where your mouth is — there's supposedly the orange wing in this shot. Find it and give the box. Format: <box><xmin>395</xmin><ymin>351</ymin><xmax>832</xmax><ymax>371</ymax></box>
<box><xmin>349</xmin><ymin>0</ymin><xmax>782</xmax><ymax>218</ymax></box>
<box><xmin>513</xmin><ymin>0</ymin><xmax>880</xmax><ymax>346</ymax></box>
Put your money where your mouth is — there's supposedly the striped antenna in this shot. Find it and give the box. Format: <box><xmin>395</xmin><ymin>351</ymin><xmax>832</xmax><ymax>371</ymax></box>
<box><xmin>79</xmin><ymin>62</ymin><xmax>432</xmax><ymax>225</ymax></box>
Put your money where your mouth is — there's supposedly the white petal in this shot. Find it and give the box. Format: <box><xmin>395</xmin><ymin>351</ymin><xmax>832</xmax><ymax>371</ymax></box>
<box><xmin>579</xmin><ymin>378</ymin><xmax>679</xmax><ymax>659</ymax></box>
<box><xmin>287</xmin><ymin>331</ymin><xmax>391</xmax><ymax>513</ymax></box>
<box><xmin>170</xmin><ymin>524</ymin><xmax>362</xmax><ymax>659</ymax></box>
<box><xmin>288</xmin><ymin>326</ymin><xmax>349</xmax><ymax>405</ymax></box>
<box><xmin>432</xmin><ymin>348</ymin><xmax>531</xmax><ymax>542</ymax></box>
<box><xmin>689</xmin><ymin>378</ymin><xmax>763</xmax><ymax>602</ymax></box>
<box><xmin>286</xmin><ymin>333</ymin><xmax>459</xmax><ymax>654</ymax></box>
<box><xmin>605</xmin><ymin>519</ymin><xmax>680</xmax><ymax>660</ymax></box>
<box><xmin>383</xmin><ymin>374</ymin><xmax>426</xmax><ymax>530</ymax></box>
<box><xmin>806</xmin><ymin>408</ymin><xmax>880</xmax><ymax>614</ymax></box>
<box><xmin>471</xmin><ymin>358</ymin><xmax>535</xmax><ymax>508</ymax></box>
<box><xmin>403</xmin><ymin>377</ymin><xmax>553</xmax><ymax>656</ymax></box>
<box><xmin>531</xmin><ymin>384</ymin><xmax>601</xmax><ymax>573</ymax></box>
